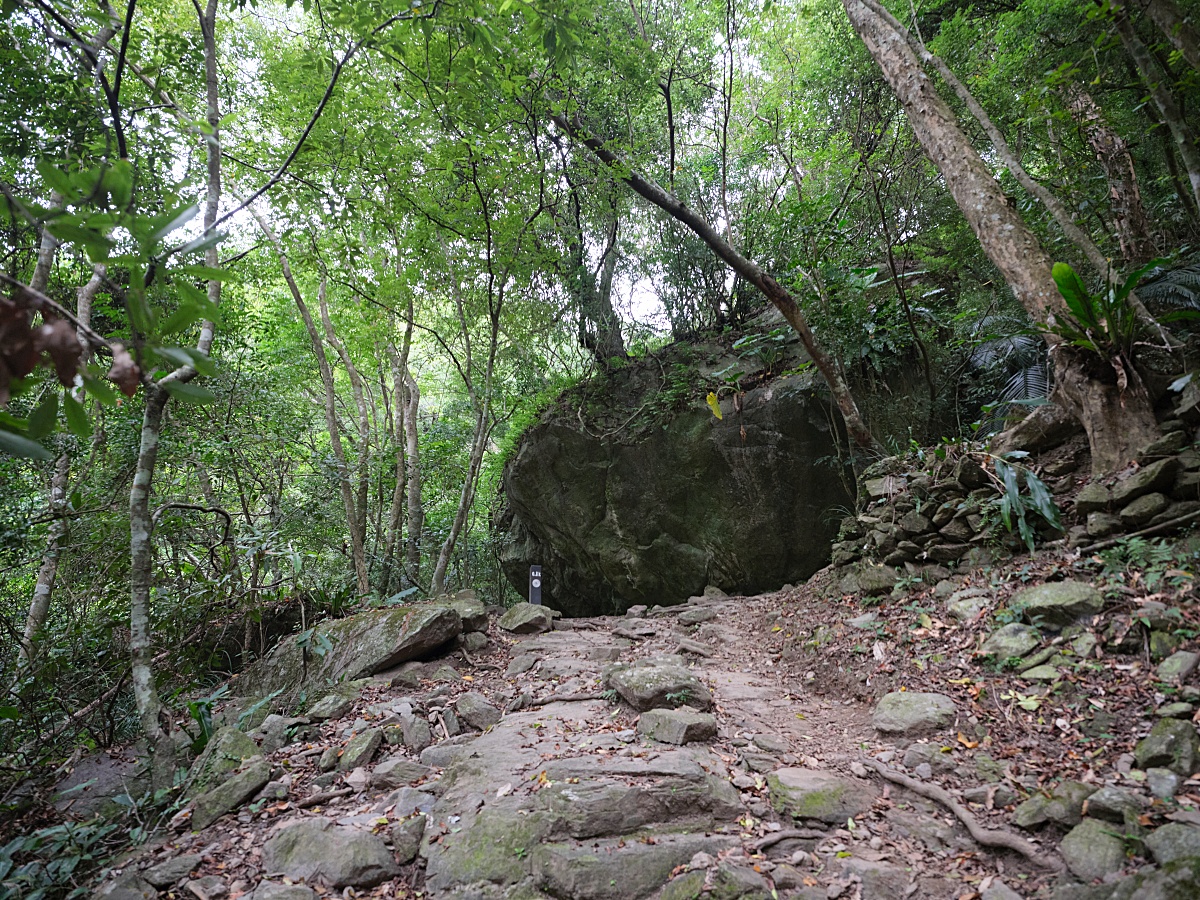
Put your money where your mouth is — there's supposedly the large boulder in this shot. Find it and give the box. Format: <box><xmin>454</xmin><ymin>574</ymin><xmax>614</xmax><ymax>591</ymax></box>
<box><xmin>261</xmin><ymin>818</ymin><xmax>399</xmax><ymax>888</ymax></box>
<box><xmin>233</xmin><ymin>605</ymin><xmax>461</xmax><ymax>700</ymax></box>
<box><xmin>495</xmin><ymin>341</ymin><xmax>854</xmax><ymax>616</ymax></box>
<box><xmin>768</xmin><ymin>768</ymin><xmax>879</xmax><ymax>825</ymax></box>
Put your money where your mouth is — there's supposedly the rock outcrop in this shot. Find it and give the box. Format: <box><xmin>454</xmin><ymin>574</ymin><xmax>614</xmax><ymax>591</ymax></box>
<box><xmin>496</xmin><ymin>329</ymin><xmax>854</xmax><ymax>616</ymax></box>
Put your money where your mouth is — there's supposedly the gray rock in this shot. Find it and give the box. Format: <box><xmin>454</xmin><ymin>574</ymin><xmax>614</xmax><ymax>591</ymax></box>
<box><xmin>318</xmin><ymin>746</ymin><xmax>339</xmax><ymax>772</ymax></box>
<box><xmin>447</xmin><ymin>592</ymin><xmax>488</xmax><ymax>632</ymax></box>
<box><xmin>767</xmin><ymin>768</ymin><xmax>879</xmax><ymax>824</ymax></box>
<box><xmin>1146</xmin><ymin>822</ymin><xmax>1200</xmax><ymax>864</ymax></box>
<box><xmin>430</xmin><ymin>664</ymin><xmax>461</xmax><ymax>683</ymax></box>
<box><xmin>390</xmin><ymin>814</ymin><xmax>426</xmax><ymax>864</ymax></box>
<box><xmin>1013</xmin><ymin>781</ymin><xmax>1097</xmax><ymax>829</ymax></box>
<box><xmin>1021</xmin><ymin>664</ymin><xmax>1061</xmax><ymax>682</ymax></box>
<box><xmin>456</xmin><ymin>692</ymin><xmax>502</xmax><ymax>730</ymax></box>
<box><xmin>902</xmin><ymin>743</ymin><xmax>956</xmax><ymax>773</ymax></box>
<box><xmin>946</xmin><ymin>592</ymin><xmax>988</xmax><ymax>622</ymax></box>
<box><xmin>637</xmin><ymin>707</ymin><xmax>718</xmax><ymax>744</ymax></box>
<box><xmin>1121</xmin><ymin>492</ymin><xmax>1170</xmax><ymax>526</ymax></box>
<box><xmin>872</xmin><ymin>691</ymin><xmax>956</xmax><ymax>736</ymax></box>
<box><xmin>499</xmin><ymin>602</ymin><xmax>554</xmax><ymax>634</ymax></box>
<box><xmin>254</xmin><ymin>714</ymin><xmax>307</xmax><ymax>753</ymax></box>
<box><xmin>187</xmin><ymin>726</ymin><xmax>260</xmax><ymax>797</ymax></box>
<box><xmin>460</xmin><ymin>631</ymin><xmax>489</xmax><ymax>652</ymax></box>
<box><xmin>839</xmin><ymin>857</ymin><xmax>910</xmax><ymax>899</ymax></box>
<box><xmin>372</xmin><ymin>756</ymin><xmax>432</xmax><ymax>789</ymax></box>
<box><xmin>506</xmin><ymin>654</ymin><xmax>537</xmax><ymax>676</ymax></box>
<box><xmin>962</xmin><ymin>784</ymin><xmax>1018</xmax><ymax>807</ymax></box>
<box><xmin>982</xmin><ymin>880</ymin><xmax>1024</xmax><ymax>900</ymax></box>
<box><xmin>94</xmin><ymin>873</ymin><xmax>156</xmax><ymax>900</ymax></box>
<box><xmin>191</xmin><ymin>756</ymin><xmax>271</xmax><ymax>830</ymax></box>
<box><xmin>253</xmin><ymin>883</ymin><xmax>317</xmax><ymax>900</ymax></box>
<box><xmin>307</xmin><ymin>693</ymin><xmax>354</xmax><ymax>721</ymax></box>
<box><xmin>1157</xmin><ymin>651</ymin><xmax>1200</xmax><ymax>683</ymax></box>
<box><xmin>678</xmin><ymin>606</ymin><xmax>716</xmax><ymax>625</ymax></box>
<box><xmin>261</xmin><ymin>817</ymin><xmax>400</xmax><ymax>888</ymax></box>
<box><xmin>184</xmin><ymin>877</ymin><xmax>226</xmax><ymax>899</ymax></box>
<box><xmin>495</xmin><ymin>359</ymin><xmax>857</xmax><ymax>616</ymax></box>
<box><xmin>1060</xmin><ymin>817</ymin><xmax>1128</xmax><ymax>880</ymax></box>
<box><xmin>1158</xmin><ymin>702</ymin><xmax>1196</xmax><ymax>719</ymax></box>
<box><xmin>1148</xmin><ymin>767</ymin><xmax>1181</xmax><ymax>798</ymax></box>
<box><xmin>400</xmin><ymin>711</ymin><xmax>433</xmax><ymax>753</ymax></box>
<box><xmin>143</xmin><ymin>853</ymin><xmax>203</xmax><ymax>887</ymax></box>
<box><xmin>339</xmin><ymin>728</ymin><xmax>382</xmax><ymax>771</ymax></box>
<box><xmin>857</xmin><ymin>565</ymin><xmax>901</xmax><ymax>597</ymax></box>
<box><xmin>1052</xmin><ymin>857</ymin><xmax>1200</xmax><ymax>900</ymax></box>
<box><xmin>1087</xmin><ymin>512</ymin><xmax>1123</xmax><ymax>537</ymax></box>
<box><xmin>1074</xmin><ymin>483</ymin><xmax>1112</xmax><ymax>516</ymax></box>
<box><xmin>1135</xmin><ymin>718</ymin><xmax>1200</xmax><ymax>775</ymax></box>
<box><xmin>1085</xmin><ymin>786</ymin><xmax>1145</xmax><ymax>823</ymax></box>
<box><xmin>980</xmin><ymin>623</ymin><xmax>1041</xmax><ymax>660</ymax></box>
<box><xmin>1111</xmin><ymin>458</ymin><xmax>1179</xmax><ymax>506</ymax></box>
<box><xmin>420</xmin><ymin>734</ymin><xmax>476</xmax><ymax>768</ymax></box>
<box><xmin>236</xmin><ymin>605</ymin><xmax>461</xmax><ymax>701</ymax></box>
<box><xmin>374</xmin><ymin>786</ymin><xmax>436</xmax><ymax>817</ymax></box>
<box><xmin>710</xmin><ymin>862</ymin><xmax>773</xmax><ymax>899</ymax></box>
<box><xmin>1010</xmin><ymin>580</ymin><xmax>1103</xmax><ymax>628</ymax></box>
<box><xmin>605</xmin><ymin>663</ymin><xmax>712</xmax><ymax>712</ymax></box>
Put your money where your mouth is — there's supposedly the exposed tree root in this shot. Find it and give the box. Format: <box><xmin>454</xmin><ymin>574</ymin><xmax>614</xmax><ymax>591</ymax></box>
<box><xmin>753</xmin><ymin>828</ymin><xmax>830</xmax><ymax>851</ymax></box>
<box><xmin>296</xmin><ymin>787</ymin><xmax>354</xmax><ymax>809</ymax></box>
<box><xmin>862</xmin><ymin>759</ymin><xmax>1063</xmax><ymax>871</ymax></box>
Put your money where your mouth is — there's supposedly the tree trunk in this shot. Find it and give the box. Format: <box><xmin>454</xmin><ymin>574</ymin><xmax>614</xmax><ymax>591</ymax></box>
<box><xmin>317</xmin><ymin>281</ymin><xmax>371</xmax><ymax>597</ymax></box>
<box><xmin>252</xmin><ymin>215</ymin><xmax>369</xmax><ymax>596</ymax></box>
<box><xmin>842</xmin><ymin>0</ymin><xmax>1160</xmax><ymax>472</ymax></box>
<box><xmin>127</xmin><ymin>0</ymin><xmax>223</xmax><ymax>787</ymax></box>
<box><xmin>551</xmin><ymin>113</ymin><xmax>880</xmax><ymax>452</ymax></box>
<box><xmin>1112</xmin><ymin>1</ymin><xmax>1200</xmax><ymax>210</ymax></box>
<box><xmin>129</xmin><ymin>388</ymin><xmax>174</xmax><ymax>789</ymax></box>
<box><xmin>430</xmin><ymin>392</ymin><xmax>491</xmax><ymax>595</ymax></box>
<box><xmin>1145</xmin><ymin>0</ymin><xmax>1200</xmax><ymax>73</ymax></box>
<box><xmin>1063</xmin><ymin>86</ymin><xmax>1157</xmax><ymax>264</ymax></box>
<box><xmin>381</xmin><ymin>324</ymin><xmax>412</xmax><ymax>598</ymax></box>
<box><xmin>403</xmin><ymin>365</ymin><xmax>423</xmax><ymax>583</ymax></box>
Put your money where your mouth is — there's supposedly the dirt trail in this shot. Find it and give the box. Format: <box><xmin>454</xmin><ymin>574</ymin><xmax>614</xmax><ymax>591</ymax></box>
<box><xmin>108</xmin><ymin>589</ymin><xmax>1044</xmax><ymax>900</ymax></box>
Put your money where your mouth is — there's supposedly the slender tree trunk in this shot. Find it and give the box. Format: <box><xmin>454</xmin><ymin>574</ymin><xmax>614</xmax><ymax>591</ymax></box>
<box><xmin>1064</xmin><ymin>86</ymin><xmax>1157</xmax><ymax>264</ymax></box>
<box><xmin>552</xmin><ymin>113</ymin><xmax>880</xmax><ymax>452</ymax></box>
<box><xmin>1145</xmin><ymin>0</ymin><xmax>1200</xmax><ymax>73</ymax></box>
<box><xmin>129</xmin><ymin>388</ymin><xmax>173</xmax><ymax>789</ymax></box>
<box><xmin>1112</xmin><ymin>1</ymin><xmax>1200</xmax><ymax>210</ymax></box>
<box><xmin>381</xmin><ymin>316</ymin><xmax>413</xmax><ymax>597</ymax></box>
<box><xmin>842</xmin><ymin>0</ymin><xmax>1159</xmax><ymax>472</ymax></box>
<box><xmin>252</xmin><ymin>215</ymin><xmax>369</xmax><ymax>597</ymax></box>
<box><xmin>317</xmin><ymin>283</ymin><xmax>371</xmax><ymax>596</ymax></box>
<box><xmin>403</xmin><ymin>365</ymin><xmax>423</xmax><ymax>583</ymax></box>
<box><xmin>128</xmin><ymin>0</ymin><xmax>223</xmax><ymax>787</ymax></box>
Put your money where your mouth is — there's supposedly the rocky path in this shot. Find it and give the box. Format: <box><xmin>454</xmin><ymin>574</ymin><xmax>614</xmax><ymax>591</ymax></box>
<box><xmin>97</xmin><ymin>591</ymin><xmax>1048</xmax><ymax>900</ymax></box>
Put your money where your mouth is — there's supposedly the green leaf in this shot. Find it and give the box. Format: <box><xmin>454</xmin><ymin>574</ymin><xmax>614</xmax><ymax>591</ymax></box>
<box><xmin>1051</xmin><ymin>262</ymin><xmax>1095</xmax><ymax>326</ymax></box>
<box><xmin>0</xmin><ymin>706</ymin><xmax>18</xmax><ymax>720</ymax></box>
<box><xmin>81</xmin><ymin>373</ymin><xmax>120</xmax><ymax>405</ymax></box>
<box><xmin>0</xmin><ymin>428</ymin><xmax>53</xmax><ymax>460</ymax></box>
<box><xmin>36</xmin><ymin>160</ymin><xmax>79</xmax><ymax>202</ymax></box>
<box><xmin>180</xmin><ymin>264</ymin><xmax>237</xmax><ymax>283</ymax></box>
<box><xmin>43</xmin><ymin>221</ymin><xmax>114</xmax><ymax>258</ymax></box>
<box><xmin>104</xmin><ymin>159</ymin><xmax>134</xmax><ymax>208</ymax></box>
<box><xmin>26</xmin><ymin>394</ymin><xmax>58</xmax><ymax>439</ymax></box>
<box><xmin>148</xmin><ymin>203</ymin><xmax>199</xmax><ymax>242</ymax></box>
<box><xmin>161</xmin><ymin>380</ymin><xmax>218</xmax><ymax>404</ymax></box>
<box><xmin>62</xmin><ymin>393</ymin><xmax>92</xmax><ymax>439</ymax></box>
<box><xmin>1025</xmin><ymin>472</ymin><xmax>1063</xmax><ymax>531</ymax></box>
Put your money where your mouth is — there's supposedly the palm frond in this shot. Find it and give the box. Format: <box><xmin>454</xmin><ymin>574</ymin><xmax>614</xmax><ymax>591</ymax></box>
<box><xmin>1139</xmin><ymin>262</ymin><xmax>1200</xmax><ymax>311</ymax></box>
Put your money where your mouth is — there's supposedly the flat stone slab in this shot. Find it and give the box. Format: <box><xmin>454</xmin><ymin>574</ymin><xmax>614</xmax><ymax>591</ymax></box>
<box><xmin>499</xmin><ymin>602</ymin><xmax>554</xmax><ymax>634</ymax></box>
<box><xmin>604</xmin><ymin>663</ymin><xmax>712</xmax><ymax>711</ymax></box>
<box><xmin>872</xmin><ymin>691</ymin><xmax>956</xmax><ymax>736</ymax></box>
<box><xmin>456</xmin><ymin>691</ymin><xmax>502</xmax><ymax>730</ymax></box>
<box><xmin>372</xmin><ymin>756</ymin><xmax>432</xmax><ymax>789</ymax></box>
<box><xmin>1011</xmin><ymin>580</ymin><xmax>1103</xmax><ymax>628</ymax></box>
<box><xmin>637</xmin><ymin>707</ymin><xmax>717</xmax><ymax>744</ymax></box>
<box><xmin>1060</xmin><ymin>817</ymin><xmax>1127</xmax><ymax>880</ymax></box>
<box><xmin>191</xmin><ymin>756</ymin><xmax>271</xmax><ymax>831</ymax></box>
<box><xmin>261</xmin><ymin>817</ymin><xmax>399</xmax><ymax>888</ymax></box>
<box><xmin>979</xmin><ymin>623</ymin><xmax>1040</xmax><ymax>660</ymax></box>
<box><xmin>768</xmin><ymin>768</ymin><xmax>879</xmax><ymax>824</ymax></box>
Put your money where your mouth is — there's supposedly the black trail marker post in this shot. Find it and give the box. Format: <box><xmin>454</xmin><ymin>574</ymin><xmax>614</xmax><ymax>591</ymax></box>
<box><xmin>529</xmin><ymin>565</ymin><xmax>542</xmax><ymax>605</ymax></box>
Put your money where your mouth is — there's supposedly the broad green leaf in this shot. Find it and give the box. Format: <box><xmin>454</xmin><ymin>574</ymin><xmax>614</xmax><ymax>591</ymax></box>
<box><xmin>104</xmin><ymin>159</ymin><xmax>134</xmax><ymax>208</ymax></box>
<box><xmin>43</xmin><ymin>221</ymin><xmax>114</xmax><ymax>258</ymax></box>
<box><xmin>62</xmin><ymin>393</ymin><xmax>92</xmax><ymax>439</ymax></box>
<box><xmin>0</xmin><ymin>428</ymin><xmax>53</xmax><ymax>460</ymax></box>
<box><xmin>180</xmin><ymin>264</ymin><xmax>237</xmax><ymax>283</ymax></box>
<box><xmin>1051</xmin><ymin>262</ymin><xmax>1094</xmax><ymax>326</ymax></box>
<box><xmin>82</xmin><ymin>373</ymin><xmax>120</xmax><ymax>405</ymax></box>
<box><xmin>148</xmin><ymin>203</ymin><xmax>199</xmax><ymax>242</ymax></box>
<box><xmin>26</xmin><ymin>394</ymin><xmax>59</xmax><ymax>439</ymax></box>
<box><xmin>36</xmin><ymin>160</ymin><xmax>79</xmax><ymax>202</ymax></box>
<box><xmin>1025</xmin><ymin>472</ymin><xmax>1063</xmax><ymax>531</ymax></box>
<box><xmin>161</xmin><ymin>380</ymin><xmax>218</xmax><ymax>404</ymax></box>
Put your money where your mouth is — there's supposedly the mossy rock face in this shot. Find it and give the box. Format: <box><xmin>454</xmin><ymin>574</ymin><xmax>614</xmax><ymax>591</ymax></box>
<box><xmin>186</xmin><ymin>726</ymin><xmax>259</xmax><ymax>798</ymax></box>
<box><xmin>234</xmin><ymin>605</ymin><xmax>461</xmax><ymax>701</ymax></box>
<box><xmin>768</xmin><ymin>768</ymin><xmax>879</xmax><ymax>824</ymax></box>
<box><xmin>495</xmin><ymin>333</ymin><xmax>854</xmax><ymax>616</ymax></box>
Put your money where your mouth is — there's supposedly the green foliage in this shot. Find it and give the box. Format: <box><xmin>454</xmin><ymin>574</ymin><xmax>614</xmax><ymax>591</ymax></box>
<box><xmin>0</xmin><ymin>818</ymin><xmax>120</xmax><ymax>900</ymax></box>
<box><xmin>993</xmin><ymin>456</ymin><xmax>1063</xmax><ymax>552</ymax></box>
